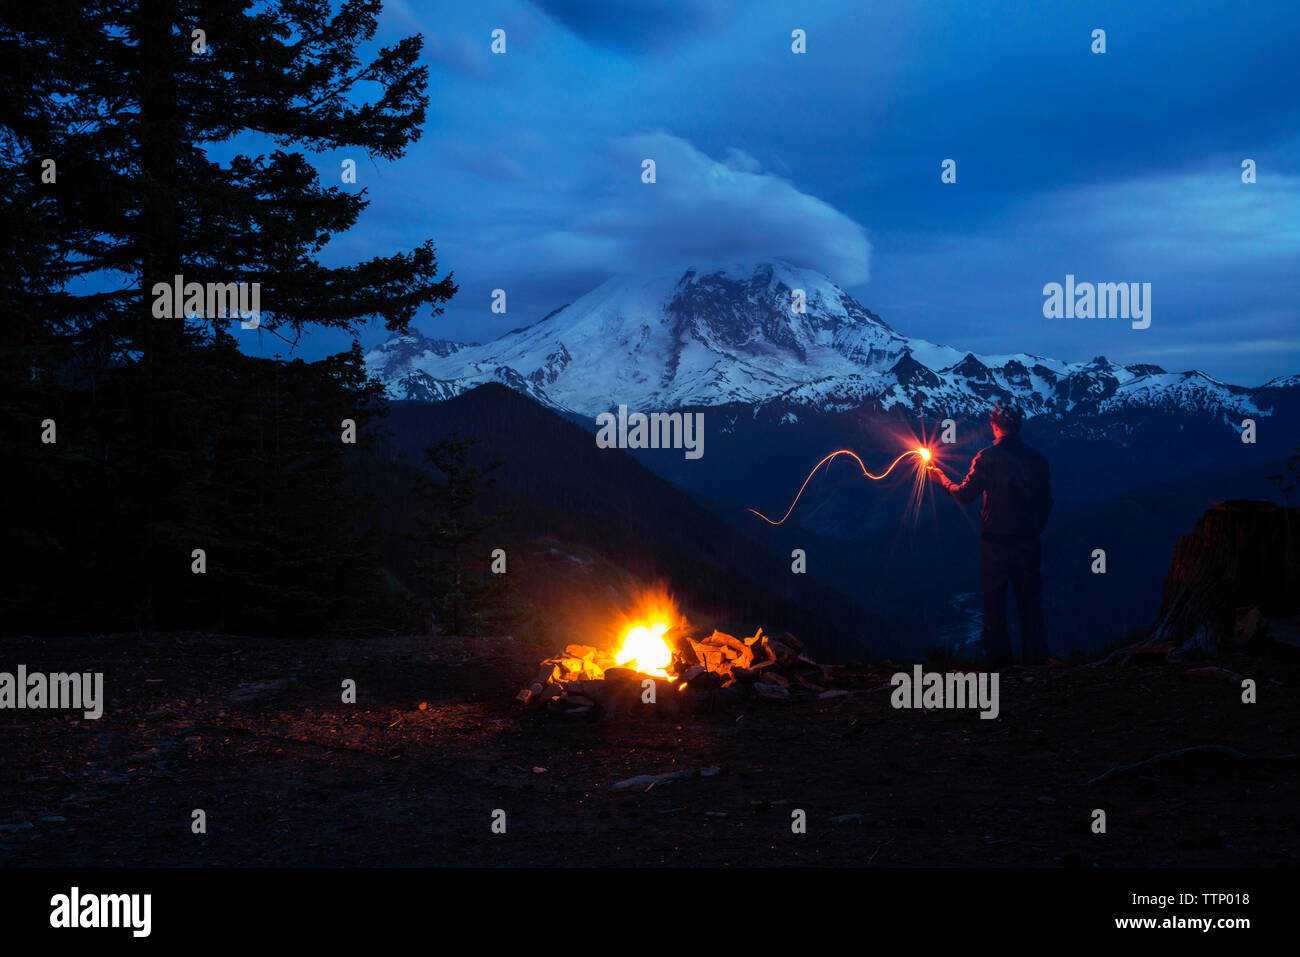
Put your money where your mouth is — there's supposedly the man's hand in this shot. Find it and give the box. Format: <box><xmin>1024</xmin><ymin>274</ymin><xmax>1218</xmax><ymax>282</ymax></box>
<box><xmin>926</xmin><ymin>464</ymin><xmax>948</xmax><ymax>488</ymax></box>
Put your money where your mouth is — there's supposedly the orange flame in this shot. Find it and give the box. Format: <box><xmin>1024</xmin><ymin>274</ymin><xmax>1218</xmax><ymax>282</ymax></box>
<box><xmin>610</xmin><ymin>585</ymin><xmax>683</xmax><ymax>678</ymax></box>
<box><xmin>615</xmin><ymin>621</ymin><xmax>673</xmax><ymax>676</ymax></box>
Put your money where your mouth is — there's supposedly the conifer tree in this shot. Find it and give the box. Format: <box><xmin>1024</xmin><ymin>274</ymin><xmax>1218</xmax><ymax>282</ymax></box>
<box><xmin>410</xmin><ymin>438</ymin><xmax>506</xmax><ymax>636</ymax></box>
<box><xmin>0</xmin><ymin>1</ymin><xmax>455</xmax><ymax>632</ymax></box>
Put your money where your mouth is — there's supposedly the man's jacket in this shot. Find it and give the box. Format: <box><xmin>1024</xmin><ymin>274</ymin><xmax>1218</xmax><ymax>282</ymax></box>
<box><xmin>939</xmin><ymin>433</ymin><xmax>1053</xmax><ymax>540</ymax></box>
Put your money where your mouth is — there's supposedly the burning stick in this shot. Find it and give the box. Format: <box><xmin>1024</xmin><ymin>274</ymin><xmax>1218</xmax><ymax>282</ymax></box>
<box><xmin>747</xmin><ymin>446</ymin><xmax>933</xmax><ymax>526</ymax></box>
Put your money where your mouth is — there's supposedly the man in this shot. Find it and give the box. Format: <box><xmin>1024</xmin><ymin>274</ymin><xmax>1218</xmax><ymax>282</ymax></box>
<box><xmin>928</xmin><ymin>399</ymin><xmax>1053</xmax><ymax>667</ymax></box>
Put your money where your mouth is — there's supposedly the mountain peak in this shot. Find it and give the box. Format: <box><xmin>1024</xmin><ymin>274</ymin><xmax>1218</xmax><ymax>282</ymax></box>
<box><xmin>366</xmin><ymin>266</ymin><xmax>1286</xmax><ymax>422</ymax></box>
<box><xmin>1125</xmin><ymin>362</ymin><xmax>1165</xmax><ymax>377</ymax></box>
<box><xmin>1263</xmin><ymin>373</ymin><xmax>1300</xmax><ymax>389</ymax></box>
<box><xmin>947</xmin><ymin>353</ymin><xmax>992</xmax><ymax>380</ymax></box>
<box><xmin>365</xmin><ymin>328</ymin><xmax>472</xmax><ymax>380</ymax></box>
<box><xmin>890</xmin><ymin>352</ymin><xmax>943</xmax><ymax>388</ymax></box>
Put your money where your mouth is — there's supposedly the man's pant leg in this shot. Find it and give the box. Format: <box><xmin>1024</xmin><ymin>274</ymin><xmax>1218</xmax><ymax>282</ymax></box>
<box><xmin>980</xmin><ymin>540</ymin><xmax>1013</xmax><ymax>668</ymax></box>
<box><xmin>1009</xmin><ymin>539</ymin><xmax>1048</xmax><ymax>664</ymax></box>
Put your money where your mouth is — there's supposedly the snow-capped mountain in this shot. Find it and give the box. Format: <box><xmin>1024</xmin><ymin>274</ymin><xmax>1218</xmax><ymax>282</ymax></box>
<box><xmin>366</xmin><ymin>261</ymin><xmax>1286</xmax><ymax>422</ymax></box>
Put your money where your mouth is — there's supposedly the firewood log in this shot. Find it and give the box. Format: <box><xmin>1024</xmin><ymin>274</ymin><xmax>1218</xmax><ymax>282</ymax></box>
<box><xmin>602</xmin><ymin>667</ymin><xmax>643</xmax><ymax>684</ymax></box>
<box><xmin>546</xmin><ymin>697</ymin><xmax>591</xmax><ymax>716</ymax></box>
<box><xmin>765</xmin><ymin>639</ymin><xmax>795</xmax><ymax>660</ymax></box>
<box><xmin>790</xmin><ymin>672</ymin><xmax>824</xmax><ymax>693</ymax></box>
<box><xmin>706</xmin><ymin>630</ymin><xmax>749</xmax><ymax>655</ymax></box>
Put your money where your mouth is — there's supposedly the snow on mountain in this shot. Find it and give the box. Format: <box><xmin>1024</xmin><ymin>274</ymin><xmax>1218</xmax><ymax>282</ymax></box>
<box><xmin>1262</xmin><ymin>373</ymin><xmax>1300</xmax><ymax>389</ymax></box>
<box><xmin>1092</xmin><ymin>370</ymin><xmax>1263</xmax><ymax>417</ymax></box>
<box><xmin>366</xmin><ymin>331</ymin><xmax>471</xmax><ymax>370</ymax></box>
<box><xmin>365</xmin><ymin>261</ymin><xmax>1290</xmax><ymax>422</ymax></box>
<box><xmin>368</xmin><ymin>262</ymin><xmax>905</xmax><ymax>411</ymax></box>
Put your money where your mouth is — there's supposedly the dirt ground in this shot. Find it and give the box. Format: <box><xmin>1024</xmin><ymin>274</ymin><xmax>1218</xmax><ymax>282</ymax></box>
<box><xmin>0</xmin><ymin>632</ymin><xmax>1294</xmax><ymax>867</ymax></box>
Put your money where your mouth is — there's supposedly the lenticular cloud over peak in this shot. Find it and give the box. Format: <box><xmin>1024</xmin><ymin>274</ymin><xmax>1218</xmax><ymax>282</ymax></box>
<box><xmin>554</xmin><ymin>131</ymin><xmax>872</xmax><ymax>285</ymax></box>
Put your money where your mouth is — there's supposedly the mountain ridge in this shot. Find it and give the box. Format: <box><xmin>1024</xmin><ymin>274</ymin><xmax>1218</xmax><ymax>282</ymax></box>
<box><xmin>365</xmin><ymin>261</ymin><xmax>1292</xmax><ymax>424</ymax></box>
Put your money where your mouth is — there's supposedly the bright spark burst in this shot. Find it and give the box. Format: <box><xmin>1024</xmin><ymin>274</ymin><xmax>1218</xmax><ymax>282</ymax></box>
<box><xmin>615</xmin><ymin>621</ymin><xmax>673</xmax><ymax>676</ymax></box>
<box><xmin>906</xmin><ymin>447</ymin><xmax>934</xmax><ymax>525</ymax></box>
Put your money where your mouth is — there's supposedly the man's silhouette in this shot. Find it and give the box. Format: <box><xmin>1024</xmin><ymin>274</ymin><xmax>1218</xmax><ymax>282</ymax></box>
<box><xmin>928</xmin><ymin>399</ymin><xmax>1053</xmax><ymax>667</ymax></box>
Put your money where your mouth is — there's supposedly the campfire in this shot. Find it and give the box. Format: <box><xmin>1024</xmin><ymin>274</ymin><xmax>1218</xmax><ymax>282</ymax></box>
<box><xmin>517</xmin><ymin>592</ymin><xmax>835</xmax><ymax>715</ymax></box>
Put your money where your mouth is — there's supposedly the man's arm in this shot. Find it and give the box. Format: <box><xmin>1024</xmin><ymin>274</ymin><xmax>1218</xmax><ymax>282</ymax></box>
<box><xmin>934</xmin><ymin>451</ymin><xmax>986</xmax><ymax>505</ymax></box>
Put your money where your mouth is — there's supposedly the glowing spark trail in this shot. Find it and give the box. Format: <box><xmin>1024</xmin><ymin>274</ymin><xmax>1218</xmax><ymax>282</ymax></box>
<box><xmin>747</xmin><ymin>448</ymin><xmax>929</xmax><ymax>526</ymax></box>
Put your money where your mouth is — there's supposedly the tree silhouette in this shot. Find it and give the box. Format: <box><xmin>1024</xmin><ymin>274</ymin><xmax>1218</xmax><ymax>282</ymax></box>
<box><xmin>1267</xmin><ymin>440</ymin><xmax>1299</xmax><ymax>507</ymax></box>
<box><xmin>409</xmin><ymin>437</ymin><xmax>506</xmax><ymax>636</ymax></box>
<box><xmin>0</xmin><ymin>1</ymin><xmax>455</xmax><ymax>633</ymax></box>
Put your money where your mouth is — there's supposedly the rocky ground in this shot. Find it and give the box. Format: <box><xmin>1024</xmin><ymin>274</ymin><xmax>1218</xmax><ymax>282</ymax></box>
<box><xmin>0</xmin><ymin>632</ymin><xmax>1294</xmax><ymax>867</ymax></box>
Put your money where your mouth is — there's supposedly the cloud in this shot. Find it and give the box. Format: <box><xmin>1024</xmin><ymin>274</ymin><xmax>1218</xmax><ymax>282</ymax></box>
<box><xmin>530</xmin><ymin>0</ymin><xmax>723</xmax><ymax>55</ymax></box>
<box><xmin>1035</xmin><ymin>170</ymin><xmax>1300</xmax><ymax>261</ymax></box>
<box><xmin>722</xmin><ymin>147</ymin><xmax>761</xmax><ymax>173</ymax></box>
<box><xmin>537</xmin><ymin>131</ymin><xmax>872</xmax><ymax>282</ymax></box>
<box><xmin>442</xmin><ymin>141</ymin><xmax>530</xmax><ymax>181</ymax></box>
<box><xmin>423</xmin><ymin>33</ymin><xmax>491</xmax><ymax>79</ymax></box>
<box><xmin>345</xmin><ymin>1</ymin><xmax>1297</xmax><ymax>386</ymax></box>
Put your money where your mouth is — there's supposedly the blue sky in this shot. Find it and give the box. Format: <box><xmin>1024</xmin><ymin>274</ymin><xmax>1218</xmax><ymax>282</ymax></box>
<box><xmin>259</xmin><ymin>0</ymin><xmax>1300</xmax><ymax>385</ymax></box>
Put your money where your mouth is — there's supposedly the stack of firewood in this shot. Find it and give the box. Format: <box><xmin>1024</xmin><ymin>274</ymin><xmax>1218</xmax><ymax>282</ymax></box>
<box><xmin>676</xmin><ymin>628</ymin><xmax>832</xmax><ymax>699</ymax></box>
<box><xmin>516</xmin><ymin>628</ymin><xmax>833</xmax><ymax>715</ymax></box>
<box><xmin>515</xmin><ymin>643</ymin><xmax>614</xmax><ymax>706</ymax></box>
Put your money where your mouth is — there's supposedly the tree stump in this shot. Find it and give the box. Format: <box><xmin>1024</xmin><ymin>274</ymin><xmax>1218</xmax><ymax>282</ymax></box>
<box><xmin>1150</xmin><ymin>500</ymin><xmax>1300</xmax><ymax>652</ymax></box>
